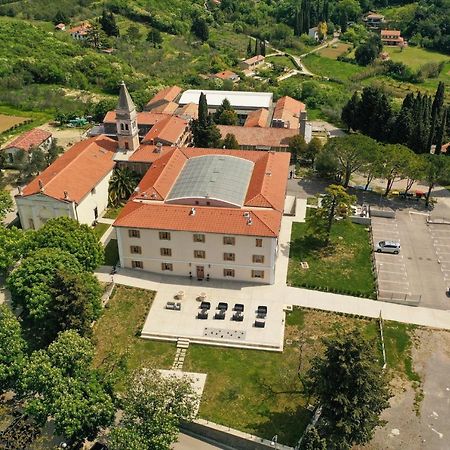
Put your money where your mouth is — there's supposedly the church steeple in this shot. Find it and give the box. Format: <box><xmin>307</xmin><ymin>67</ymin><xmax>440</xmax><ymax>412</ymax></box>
<box><xmin>116</xmin><ymin>81</ymin><xmax>139</xmax><ymax>153</ymax></box>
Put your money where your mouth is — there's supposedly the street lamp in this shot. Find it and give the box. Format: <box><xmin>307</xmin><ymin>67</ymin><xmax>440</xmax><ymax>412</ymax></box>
<box><xmin>271</xmin><ymin>435</ymin><xmax>278</xmax><ymax>448</ymax></box>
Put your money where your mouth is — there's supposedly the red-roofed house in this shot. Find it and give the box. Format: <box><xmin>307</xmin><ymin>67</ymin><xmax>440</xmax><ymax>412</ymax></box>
<box><xmin>68</xmin><ymin>23</ymin><xmax>91</xmax><ymax>40</ymax></box>
<box><xmin>272</xmin><ymin>96</ymin><xmax>306</xmax><ymax>129</ymax></box>
<box><xmin>113</xmin><ymin>147</ymin><xmax>290</xmax><ymax>283</ymax></box>
<box><xmin>2</xmin><ymin>128</ymin><xmax>52</xmax><ymax>166</ymax></box>
<box><xmin>144</xmin><ymin>86</ymin><xmax>182</xmax><ymax>112</ymax></box>
<box><xmin>244</xmin><ymin>109</ymin><xmax>269</xmax><ymax>128</ymax></box>
<box><xmin>16</xmin><ymin>135</ymin><xmax>117</xmax><ymax>230</ymax></box>
<box><xmin>380</xmin><ymin>29</ymin><xmax>404</xmax><ymax>46</ymax></box>
<box><xmin>141</xmin><ymin>115</ymin><xmax>191</xmax><ymax>147</ymax></box>
<box><xmin>213</xmin><ymin>70</ymin><xmax>240</xmax><ymax>83</ymax></box>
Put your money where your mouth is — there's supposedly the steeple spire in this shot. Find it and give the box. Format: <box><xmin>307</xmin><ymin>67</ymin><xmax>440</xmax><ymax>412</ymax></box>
<box><xmin>117</xmin><ymin>81</ymin><xmax>136</xmax><ymax>113</ymax></box>
<box><xmin>115</xmin><ymin>81</ymin><xmax>139</xmax><ymax>153</ymax></box>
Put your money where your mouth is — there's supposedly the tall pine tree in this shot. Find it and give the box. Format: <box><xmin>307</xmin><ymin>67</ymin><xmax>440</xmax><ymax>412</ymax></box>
<box><xmin>428</xmin><ymin>82</ymin><xmax>445</xmax><ymax>151</ymax></box>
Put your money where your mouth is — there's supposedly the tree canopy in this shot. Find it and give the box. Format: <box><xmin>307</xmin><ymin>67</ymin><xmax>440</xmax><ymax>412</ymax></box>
<box><xmin>0</xmin><ymin>189</ymin><xmax>13</xmax><ymax>221</ymax></box>
<box><xmin>109</xmin><ymin>368</ymin><xmax>199</xmax><ymax>450</ymax></box>
<box><xmin>305</xmin><ymin>329</ymin><xmax>391</xmax><ymax>449</ymax></box>
<box><xmin>19</xmin><ymin>330</ymin><xmax>115</xmax><ymax>444</ymax></box>
<box><xmin>34</xmin><ymin>216</ymin><xmax>104</xmax><ymax>270</ymax></box>
<box><xmin>0</xmin><ymin>304</ymin><xmax>26</xmax><ymax>394</ymax></box>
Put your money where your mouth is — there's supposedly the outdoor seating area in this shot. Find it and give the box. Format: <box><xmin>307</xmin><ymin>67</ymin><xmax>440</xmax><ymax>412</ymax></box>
<box><xmin>141</xmin><ymin>285</ymin><xmax>286</xmax><ymax>351</ymax></box>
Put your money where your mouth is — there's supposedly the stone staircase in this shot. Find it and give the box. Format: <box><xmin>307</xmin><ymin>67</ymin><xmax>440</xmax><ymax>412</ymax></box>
<box><xmin>172</xmin><ymin>338</ymin><xmax>190</xmax><ymax>371</ymax></box>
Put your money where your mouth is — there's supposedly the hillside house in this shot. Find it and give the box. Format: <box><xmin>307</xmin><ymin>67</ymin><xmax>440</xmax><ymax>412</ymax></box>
<box><xmin>380</xmin><ymin>29</ymin><xmax>404</xmax><ymax>46</ymax></box>
<box><xmin>213</xmin><ymin>70</ymin><xmax>240</xmax><ymax>83</ymax></box>
<box><xmin>239</xmin><ymin>55</ymin><xmax>265</xmax><ymax>71</ymax></box>
<box><xmin>68</xmin><ymin>23</ymin><xmax>91</xmax><ymax>40</ymax></box>
<box><xmin>363</xmin><ymin>12</ymin><xmax>386</xmax><ymax>29</ymax></box>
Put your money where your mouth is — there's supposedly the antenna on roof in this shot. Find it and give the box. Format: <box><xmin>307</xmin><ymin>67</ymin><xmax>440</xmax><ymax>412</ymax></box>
<box><xmin>155</xmin><ymin>142</ymin><xmax>163</xmax><ymax>153</ymax></box>
<box><xmin>38</xmin><ymin>179</ymin><xmax>44</xmax><ymax>192</ymax></box>
<box><xmin>247</xmin><ymin>218</ymin><xmax>253</xmax><ymax>225</ymax></box>
<box><xmin>17</xmin><ymin>186</ymin><xmax>22</xmax><ymax>195</ymax></box>
<box><xmin>190</xmin><ymin>207</ymin><xmax>196</xmax><ymax>216</ymax></box>
<box><xmin>63</xmin><ymin>191</ymin><xmax>69</xmax><ymax>200</ymax></box>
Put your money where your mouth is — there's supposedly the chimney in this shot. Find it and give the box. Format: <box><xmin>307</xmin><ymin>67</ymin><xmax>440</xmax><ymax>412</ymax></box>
<box><xmin>155</xmin><ymin>142</ymin><xmax>163</xmax><ymax>153</ymax></box>
<box><xmin>190</xmin><ymin>207</ymin><xmax>196</xmax><ymax>216</ymax></box>
<box><xmin>38</xmin><ymin>179</ymin><xmax>44</xmax><ymax>192</ymax></box>
<box><xmin>63</xmin><ymin>191</ymin><xmax>69</xmax><ymax>199</ymax></box>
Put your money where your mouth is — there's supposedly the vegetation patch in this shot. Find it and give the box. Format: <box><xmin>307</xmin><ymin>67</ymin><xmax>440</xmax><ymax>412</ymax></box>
<box><xmin>103</xmin><ymin>206</ymin><xmax>124</xmax><ymax>219</ymax></box>
<box><xmin>104</xmin><ymin>238</ymin><xmax>119</xmax><ymax>266</ymax></box>
<box><xmin>93</xmin><ymin>285</ymin><xmax>175</xmax><ymax>390</ymax></box>
<box><xmin>317</xmin><ymin>42</ymin><xmax>351</xmax><ymax>59</ymax></box>
<box><xmin>288</xmin><ymin>220</ymin><xmax>376</xmax><ymax>298</ymax></box>
<box><xmin>385</xmin><ymin>46</ymin><xmax>449</xmax><ymax>70</ymax></box>
<box><xmin>93</xmin><ymin>222</ymin><xmax>110</xmax><ymax>239</ymax></box>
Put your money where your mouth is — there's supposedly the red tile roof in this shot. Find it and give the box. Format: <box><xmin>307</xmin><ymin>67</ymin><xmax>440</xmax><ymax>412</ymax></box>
<box><xmin>217</xmin><ymin>125</ymin><xmax>298</xmax><ymax>148</ymax></box>
<box><xmin>68</xmin><ymin>23</ymin><xmax>91</xmax><ymax>35</ymax></box>
<box><xmin>4</xmin><ymin>129</ymin><xmax>52</xmax><ymax>152</ymax></box>
<box><xmin>244</xmin><ymin>109</ymin><xmax>269</xmax><ymax>128</ymax></box>
<box><xmin>272</xmin><ymin>96</ymin><xmax>306</xmax><ymax>129</ymax></box>
<box><xmin>142</xmin><ymin>116</ymin><xmax>189</xmax><ymax>145</ymax></box>
<box><xmin>146</xmin><ymin>86</ymin><xmax>182</xmax><ymax>108</ymax></box>
<box><xmin>381</xmin><ymin>29</ymin><xmax>401</xmax><ymax>36</ymax></box>
<box><xmin>147</xmin><ymin>101</ymin><xmax>179</xmax><ymax>114</ymax></box>
<box><xmin>214</xmin><ymin>70</ymin><xmax>239</xmax><ymax>81</ymax></box>
<box><xmin>114</xmin><ymin>202</ymin><xmax>282</xmax><ymax>237</ymax></box>
<box><xmin>243</xmin><ymin>55</ymin><xmax>265</xmax><ymax>65</ymax></box>
<box><xmin>20</xmin><ymin>136</ymin><xmax>116</xmax><ymax>203</ymax></box>
<box><xmin>103</xmin><ymin>111</ymin><xmax>171</xmax><ymax>126</ymax></box>
<box><xmin>177</xmin><ymin>102</ymin><xmax>198</xmax><ymax>119</ymax></box>
<box><xmin>115</xmin><ymin>147</ymin><xmax>290</xmax><ymax>237</ymax></box>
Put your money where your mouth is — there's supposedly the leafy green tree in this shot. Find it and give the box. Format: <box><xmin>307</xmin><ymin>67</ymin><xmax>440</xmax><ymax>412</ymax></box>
<box><xmin>0</xmin><ymin>226</ymin><xmax>34</xmax><ymax>275</ymax></box>
<box><xmin>53</xmin><ymin>10</ymin><xmax>68</xmax><ymax>25</ymax></box>
<box><xmin>8</xmin><ymin>248</ymin><xmax>83</xmax><ymax>321</ymax></box>
<box><xmin>314</xmin><ymin>149</ymin><xmax>339</xmax><ymax>179</ymax></box>
<box><xmin>341</xmin><ymin>92</ymin><xmax>360</xmax><ymax>132</ymax></box>
<box><xmin>0</xmin><ymin>188</ymin><xmax>13</xmax><ymax>221</ymax></box>
<box><xmin>86</xmin><ymin>20</ymin><xmax>107</xmax><ymax>49</ymax></box>
<box><xmin>222</xmin><ymin>133</ymin><xmax>239</xmax><ymax>149</ymax></box>
<box><xmin>300</xmin><ymin>426</ymin><xmax>327</xmax><ymax>450</ymax></box>
<box><xmin>191</xmin><ymin>17</ymin><xmax>209</xmax><ymax>42</ymax></box>
<box><xmin>34</xmin><ymin>217</ymin><xmax>104</xmax><ymax>270</ymax></box>
<box><xmin>147</xmin><ymin>28</ymin><xmax>163</xmax><ymax>48</ymax></box>
<box><xmin>92</xmin><ymin>98</ymin><xmax>117</xmax><ymax>122</ymax></box>
<box><xmin>355</xmin><ymin>34</ymin><xmax>382</xmax><ymax>66</ymax></box>
<box><xmin>214</xmin><ymin>99</ymin><xmax>237</xmax><ymax>125</ymax></box>
<box><xmin>46</xmin><ymin>139</ymin><xmax>64</xmax><ymax>165</ymax></box>
<box><xmin>404</xmin><ymin>154</ymin><xmax>426</xmax><ymax>194</ymax></box>
<box><xmin>324</xmin><ymin>134</ymin><xmax>374</xmax><ymax>188</ymax></box>
<box><xmin>0</xmin><ymin>304</ymin><xmax>26</xmax><ymax>394</ymax></box>
<box><xmin>378</xmin><ymin>144</ymin><xmax>414</xmax><ymax>196</ymax></box>
<box><xmin>306</xmin><ymin>138</ymin><xmax>322</xmax><ymax>166</ymax></box>
<box><xmin>423</xmin><ymin>154</ymin><xmax>450</xmax><ymax>206</ymax></box>
<box><xmin>24</xmin><ymin>147</ymin><xmax>47</xmax><ymax>178</ymax></box>
<box><xmin>307</xmin><ymin>184</ymin><xmax>355</xmax><ymax>243</ymax></box>
<box><xmin>288</xmin><ymin>135</ymin><xmax>307</xmax><ymax>163</ymax></box>
<box><xmin>108</xmin><ymin>167</ymin><xmax>140</xmax><ymax>207</ymax></box>
<box><xmin>305</xmin><ymin>330</ymin><xmax>391</xmax><ymax>450</ymax></box>
<box><xmin>126</xmin><ymin>25</ymin><xmax>142</xmax><ymax>42</ymax></box>
<box><xmin>19</xmin><ymin>330</ymin><xmax>115</xmax><ymax>445</ymax></box>
<box><xmin>109</xmin><ymin>368</ymin><xmax>199</xmax><ymax>450</ymax></box>
<box><xmin>100</xmin><ymin>9</ymin><xmax>119</xmax><ymax>37</ymax></box>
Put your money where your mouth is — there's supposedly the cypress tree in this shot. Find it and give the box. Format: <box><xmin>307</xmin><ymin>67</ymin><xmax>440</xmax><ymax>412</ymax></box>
<box><xmin>428</xmin><ymin>82</ymin><xmax>445</xmax><ymax>151</ymax></box>
<box><xmin>435</xmin><ymin>109</ymin><xmax>447</xmax><ymax>155</ymax></box>
<box><xmin>294</xmin><ymin>7</ymin><xmax>301</xmax><ymax>36</ymax></box>
<box><xmin>341</xmin><ymin>92</ymin><xmax>360</xmax><ymax>132</ymax></box>
<box><xmin>198</xmin><ymin>92</ymin><xmax>208</xmax><ymax>127</ymax></box>
<box><xmin>254</xmin><ymin>39</ymin><xmax>259</xmax><ymax>56</ymax></box>
<box><xmin>260</xmin><ymin>40</ymin><xmax>266</xmax><ymax>56</ymax></box>
<box><xmin>247</xmin><ymin>38</ymin><xmax>252</xmax><ymax>57</ymax></box>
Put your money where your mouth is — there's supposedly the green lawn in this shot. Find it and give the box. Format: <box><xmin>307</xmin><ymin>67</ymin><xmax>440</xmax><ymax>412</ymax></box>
<box><xmin>288</xmin><ymin>219</ymin><xmax>376</xmax><ymax>297</ymax></box>
<box><xmin>93</xmin><ymin>222</ymin><xmax>110</xmax><ymax>239</ymax></box>
<box><xmin>385</xmin><ymin>46</ymin><xmax>449</xmax><ymax>70</ymax></box>
<box><xmin>266</xmin><ymin>55</ymin><xmax>296</xmax><ymax>70</ymax></box>
<box><xmin>302</xmin><ymin>53</ymin><xmax>364</xmax><ymax>81</ymax></box>
<box><xmin>104</xmin><ymin>239</ymin><xmax>119</xmax><ymax>266</ymax></box>
<box><xmin>92</xmin><ymin>285</ymin><xmax>414</xmax><ymax>446</ymax></box>
<box><xmin>317</xmin><ymin>42</ymin><xmax>351</xmax><ymax>60</ymax></box>
<box><xmin>93</xmin><ymin>285</ymin><xmax>175</xmax><ymax>391</ymax></box>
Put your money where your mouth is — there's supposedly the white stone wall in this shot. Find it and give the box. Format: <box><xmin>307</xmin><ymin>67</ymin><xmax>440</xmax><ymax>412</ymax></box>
<box><xmin>115</xmin><ymin>226</ymin><xmax>278</xmax><ymax>284</ymax></box>
<box><xmin>16</xmin><ymin>194</ymin><xmax>76</xmax><ymax>230</ymax></box>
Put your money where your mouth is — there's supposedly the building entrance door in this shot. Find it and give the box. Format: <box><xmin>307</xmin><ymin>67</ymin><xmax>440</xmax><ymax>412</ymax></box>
<box><xmin>196</xmin><ymin>266</ymin><xmax>205</xmax><ymax>280</ymax></box>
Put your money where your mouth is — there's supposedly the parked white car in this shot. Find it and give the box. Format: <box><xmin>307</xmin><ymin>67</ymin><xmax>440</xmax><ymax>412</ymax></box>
<box><xmin>375</xmin><ymin>240</ymin><xmax>400</xmax><ymax>254</ymax></box>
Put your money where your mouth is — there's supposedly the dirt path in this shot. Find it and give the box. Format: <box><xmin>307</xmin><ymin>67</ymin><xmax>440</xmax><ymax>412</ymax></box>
<box><xmin>362</xmin><ymin>329</ymin><xmax>450</xmax><ymax>450</ymax></box>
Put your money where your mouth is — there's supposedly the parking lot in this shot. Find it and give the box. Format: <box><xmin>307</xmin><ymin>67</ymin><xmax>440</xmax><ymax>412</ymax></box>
<box><xmin>372</xmin><ymin>211</ymin><xmax>449</xmax><ymax>309</ymax></box>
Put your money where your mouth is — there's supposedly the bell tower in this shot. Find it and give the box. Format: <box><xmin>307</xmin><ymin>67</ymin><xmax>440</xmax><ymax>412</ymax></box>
<box><xmin>116</xmin><ymin>81</ymin><xmax>139</xmax><ymax>153</ymax></box>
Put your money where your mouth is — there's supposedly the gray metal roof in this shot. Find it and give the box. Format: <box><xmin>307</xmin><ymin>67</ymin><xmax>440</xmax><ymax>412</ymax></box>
<box><xmin>167</xmin><ymin>155</ymin><xmax>254</xmax><ymax>207</ymax></box>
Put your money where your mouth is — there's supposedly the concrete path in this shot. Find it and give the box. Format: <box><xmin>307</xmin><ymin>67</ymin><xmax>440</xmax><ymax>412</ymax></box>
<box><xmin>96</xmin><ymin>267</ymin><xmax>450</xmax><ymax>331</ymax></box>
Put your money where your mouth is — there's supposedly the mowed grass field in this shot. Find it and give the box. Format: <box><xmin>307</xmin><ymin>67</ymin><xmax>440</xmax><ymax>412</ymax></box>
<box><xmin>93</xmin><ymin>286</ymin><xmax>416</xmax><ymax>446</ymax></box>
<box><xmin>302</xmin><ymin>53</ymin><xmax>364</xmax><ymax>81</ymax></box>
<box><xmin>317</xmin><ymin>42</ymin><xmax>351</xmax><ymax>59</ymax></box>
<box><xmin>0</xmin><ymin>113</ymin><xmax>29</xmax><ymax>133</ymax></box>
<box><xmin>288</xmin><ymin>219</ymin><xmax>376</xmax><ymax>298</ymax></box>
<box><xmin>385</xmin><ymin>46</ymin><xmax>449</xmax><ymax>69</ymax></box>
